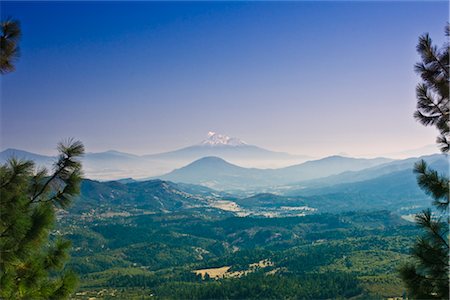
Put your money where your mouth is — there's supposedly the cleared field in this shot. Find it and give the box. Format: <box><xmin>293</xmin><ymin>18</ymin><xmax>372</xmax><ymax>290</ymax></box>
<box><xmin>193</xmin><ymin>266</ymin><xmax>231</xmax><ymax>279</ymax></box>
<box><xmin>209</xmin><ymin>200</ymin><xmax>242</xmax><ymax>212</ymax></box>
<box><xmin>193</xmin><ymin>259</ymin><xmax>274</xmax><ymax>280</ymax></box>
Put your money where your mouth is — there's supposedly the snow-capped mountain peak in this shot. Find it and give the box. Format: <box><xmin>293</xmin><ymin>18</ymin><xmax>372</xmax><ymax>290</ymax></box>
<box><xmin>200</xmin><ymin>132</ymin><xmax>247</xmax><ymax>146</ymax></box>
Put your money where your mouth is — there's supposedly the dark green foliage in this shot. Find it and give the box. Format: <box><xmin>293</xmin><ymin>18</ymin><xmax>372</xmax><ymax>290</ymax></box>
<box><xmin>400</xmin><ymin>209</ymin><xmax>449</xmax><ymax>299</ymax></box>
<box><xmin>0</xmin><ymin>140</ymin><xmax>84</xmax><ymax>299</ymax></box>
<box><xmin>154</xmin><ymin>272</ymin><xmax>363</xmax><ymax>299</ymax></box>
<box><xmin>414</xmin><ymin>160</ymin><xmax>449</xmax><ymax>210</ymax></box>
<box><xmin>63</xmin><ymin>209</ymin><xmax>417</xmax><ymax>298</ymax></box>
<box><xmin>400</xmin><ymin>24</ymin><xmax>449</xmax><ymax>300</ymax></box>
<box><xmin>73</xmin><ymin>179</ymin><xmax>212</xmax><ymax>214</ymax></box>
<box><xmin>0</xmin><ymin>18</ymin><xmax>21</xmax><ymax>74</ymax></box>
<box><xmin>413</xmin><ymin>25</ymin><xmax>449</xmax><ymax>153</ymax></box>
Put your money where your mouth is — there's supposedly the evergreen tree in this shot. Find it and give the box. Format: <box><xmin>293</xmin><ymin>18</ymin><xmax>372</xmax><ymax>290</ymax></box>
<box><xmin>0</xmin><ymin>18</ymin><xmax>21</xmax><ymax>74</ymax></box>
<box><xmin>399</xmin><ymin>25</ymin><xmax>449</xmax><ymax>299</ymax></box>
<box><xmin>0</xmin><ymin>140</ymin><xmax>85</xmax><ymax>299</ymax></box>
<box><xmin>413</xmin><ymin>25</ymin><xmax>449</xmax><ymax>153</ymax></box>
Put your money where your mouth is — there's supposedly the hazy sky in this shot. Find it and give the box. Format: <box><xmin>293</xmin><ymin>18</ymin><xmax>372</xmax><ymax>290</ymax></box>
<box><xmin>1</xmin><ymin>1</ymin><xmax>448</xmax><ymax>157</ymax></box>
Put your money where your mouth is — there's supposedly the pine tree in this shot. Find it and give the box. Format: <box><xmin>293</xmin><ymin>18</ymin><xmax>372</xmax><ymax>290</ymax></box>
<box><xmin>399</xmin><ymin>25</ymin><xmax>449</xmax><ymax>299</ymax></box>
<box><xmin>1</xmin><ymin>17</ymin><xmax>84</xmax><ymax>298</ymax></box>
<box><xmin>0</xmin><ymin>140</ymin><xmax>85</xmax><ymax>299</ymax></box>
<box><xmin>0</xmin><ymin>18</ymin><xmax>21</xmax><ymax>74</ymax></box>
<box><xmin>413</xmin><ymin>25</ymin><xmax>449</xmax><ymax>153</ymax></box>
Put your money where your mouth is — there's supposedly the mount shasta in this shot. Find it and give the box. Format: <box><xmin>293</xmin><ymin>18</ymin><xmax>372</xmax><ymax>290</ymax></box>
<box><xmin>0</xmin><ymin>132</ymin><xmax>309</xmax><ymax>179</ymax></box>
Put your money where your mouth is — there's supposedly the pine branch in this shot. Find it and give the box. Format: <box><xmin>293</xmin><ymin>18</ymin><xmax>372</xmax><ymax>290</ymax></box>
<box><xmin>417</xmin><ymin>34</ymin><xmax>449</xmax><ymax>78</ymax></box>
<box><xmin>414</xmin><ymin>161</ymin><xmax>449</xmax><ymax>210</ymax></box>
<box><xmin>29</xmin><ymin>140</ymin><xmax>83</xmax><ymax>205</ymax></box>
<box><xmin>415</xmin><ymin>210</ymin><xmax>449</xmax><ymax>250</ymax></box>
<box><xmin>30</xmin><ymin>167</ymin><xmax>64</xmax><ymax>204</ymax></box>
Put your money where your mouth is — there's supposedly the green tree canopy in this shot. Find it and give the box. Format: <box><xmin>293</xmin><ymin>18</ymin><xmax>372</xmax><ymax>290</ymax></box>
<box><xmin>400</xmin><ymin>24</ymin><xmax>449</xmax><ymax>300</ymax></box>
<box><xmin>413</xmin><ymin>25</ymin><xmax>449</xmax><ymax>153</ymax></box>
<box><xmin>0</xmin><ymin>140</ymin><xmax>85</xmax><ymax>299</ymax></box>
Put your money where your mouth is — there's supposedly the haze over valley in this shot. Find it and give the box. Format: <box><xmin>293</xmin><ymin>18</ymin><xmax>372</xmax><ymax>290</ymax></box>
<box><xmin>0</xmin><ymin>131</ymin><xmax>441</xmax><ymax>181</ymax></box>
<box><xmin>2</xmin><ymin>131</ymin><xmax>446</xmax><ymax>217</ymax></box>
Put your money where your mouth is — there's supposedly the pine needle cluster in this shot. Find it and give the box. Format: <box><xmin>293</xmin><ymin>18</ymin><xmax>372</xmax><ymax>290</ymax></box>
<box><xmin>0</xmin><ymin>18</ymin><xmax>21</xmax><ymax>74</ymax></box>
<box><xmin>399</xmin><ymin>24</ymin><xmax>449</xmax><ymax>300</ymax></box>
<box><xmin>413</xmin><ymin>25</ymin><xmax>449</xmax><ymax>153</ymax></box>
<box><xmin>0</xmin><ymin>140</ymin><xmax>84</xmax><ymax>299</ymax></box>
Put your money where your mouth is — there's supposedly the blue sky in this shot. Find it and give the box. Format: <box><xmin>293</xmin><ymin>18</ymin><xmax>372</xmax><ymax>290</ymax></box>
<box><xmin>1</xmin><ymin>1</ymin><xmax>448</xmax><ymax>157</ymax></box>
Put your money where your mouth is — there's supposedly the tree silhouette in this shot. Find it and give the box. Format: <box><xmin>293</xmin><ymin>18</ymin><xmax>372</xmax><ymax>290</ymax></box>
<box><xmin>0</xmin><ymin>18</ymin><xmax>21</xmax><ymax>74</ymax></box>
<box><xmin>400</xmin><ymin>24</ymin><xmax>449</xmax><ymax>299</ymax></box>
<box><xmin>0</xmin><ymin>17</ymin><xmax>84</xmax><ymax>299</ymax></box>
<box><xmin>0</xmin><ymin>140</ymin><xmax>84</xmax><ymax>299</ymax></box>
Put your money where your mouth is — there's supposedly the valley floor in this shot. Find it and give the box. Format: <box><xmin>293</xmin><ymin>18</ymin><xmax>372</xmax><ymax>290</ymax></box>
<box><xmin>62</xmin><ymin>208</ymin><xmax>416</xmax><ymax>299</ymax></box>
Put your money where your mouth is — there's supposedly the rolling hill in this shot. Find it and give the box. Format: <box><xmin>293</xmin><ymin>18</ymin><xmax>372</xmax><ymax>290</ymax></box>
<box><xmin>73</xmin><ymin>179</ymin><xmax>225</xmax><ymax>214</ymax></box>
<box><xmin>284</xmin><ymin>153</ymin><xmax>448</xmax><ymax>190</ymax></box>
<box><xmin>156</xmin><ymin>156</ymin><xmax>393</xmax><ymax>190</ymax></box>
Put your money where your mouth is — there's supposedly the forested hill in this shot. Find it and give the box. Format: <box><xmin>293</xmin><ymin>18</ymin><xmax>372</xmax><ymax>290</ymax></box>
<box><xmin>62</xmin><ymin>209</ymin><xmax>417</xmax><ymax>299</ymax></box>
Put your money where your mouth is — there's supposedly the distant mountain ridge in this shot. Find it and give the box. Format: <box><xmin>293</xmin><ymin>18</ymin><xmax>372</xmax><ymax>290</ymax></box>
<box><xmin>282</xmin><ymin>157</ymin><xmax>448</xmax><ymax>213</ymax></box>
<box><xmin>156</xmin><ymin>155</ymin><xmax>394</xmax><ymax>190</ymax></box>
<box><xmin>0</xmin><ymin>132</ymin><xmax>310</xmax><ymax>179</ymax></box>
<box><xmin>144</xmin><ymin>132</ymin><xmax>309</xmax><ymax>165</ymax></box>
<box><xmin>72</xmin><ymin>154</ymin><xmax>448</xmax><ymax>215</ymax></box>
<box><xmin>286</xmin><ymin>153</ymin><xmax>448</xmax><ymax>190</ymax></box>
<box><xmin>0</xmin><ymin>148</ymin><xmax>165</xmax><ymax>180</ymax></box>
<box><xmin>0</xmin><ymin>148</ymin><xmax>55</xmax><ymax>166</ymax></box>
<box><xmin>1</xmin><ymin>135</ymin><xmax>443</xmax><ymax>187</ymax></box>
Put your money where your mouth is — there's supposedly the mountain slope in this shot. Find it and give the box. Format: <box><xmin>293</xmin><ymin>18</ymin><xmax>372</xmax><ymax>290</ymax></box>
<box><xmin>0</xmin><ymin>148</ymin><xmax>170</xmax><ymax>180</ymax></box>
<box><xmin>74</xmin><ymin>179</ymin><xmax>219</xmax><ymax>213</ymax></box>
<box><xmin>235</xmin><ymin>193</ymin><xmax>306</xmax><ymax>208</ymax></box>
<box><xmin>286</xmin><ymin>154</ymin><xmax>447</xmax><ymax>190</ymax></box>
<box><xmin>271</xmin><ymin>156</ymin><xmax>392</xmax><ymax>182</ymax></box>
<box><xmin>0</xmin><ymin>132</ymin><xmax>310</xmax><ymax>179</ymax></box>
<box><xmin>156</xmin><ymin>156</ymin><xmax>394</xmax><ymax>191</ymax></box>
<box><xmin>283</xmin><ymin>156</ymin><xmax>448</xmax><ymax>213</ymax></box>
<box><xmin>144</xmin><ymin>132</ymin><xmax>310</xmax><ymax>167</ymax></box>
<box><xmin>0</xmin><ymin>148</ymin><xmax>54</xmax><ymax>167</ymax></box>
<box><xmin>157</xmin><ymin>157</ymin><xmax>272</xmax><ymax>190</ymax></box>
